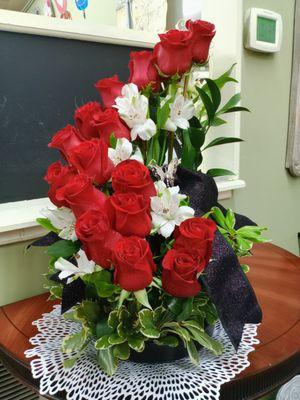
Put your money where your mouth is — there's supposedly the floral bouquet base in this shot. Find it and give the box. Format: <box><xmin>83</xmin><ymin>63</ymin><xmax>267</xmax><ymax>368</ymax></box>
<box><xmin>26</xmin><ymin>305</ymin><xmax>259</xmax><ymax>400</ymax></box>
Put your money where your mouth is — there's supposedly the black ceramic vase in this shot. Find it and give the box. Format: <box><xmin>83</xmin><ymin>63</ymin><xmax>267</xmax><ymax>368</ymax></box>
<box><xmin>129</xmin><ymin>325</ymin><xmax>214</xmax><ymax>364</ymax></box>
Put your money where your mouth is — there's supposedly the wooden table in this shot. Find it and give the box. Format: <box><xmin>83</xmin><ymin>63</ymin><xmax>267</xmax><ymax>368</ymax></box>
<box><xmin>0</xmin><ymin>243</ymin><xmax>299</xmax><ymax>400</ymax></box>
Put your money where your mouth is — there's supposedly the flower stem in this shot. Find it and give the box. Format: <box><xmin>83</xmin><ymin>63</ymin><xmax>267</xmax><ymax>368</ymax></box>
<box><xmin>168</xmin><ymin>131</ymin><xmax>174</xmax><ymax>164</ymax></box>
<box><xmin>183</xmin><ymin>74</ymin><xmax>189</xmax><ymax>98</ymax></box>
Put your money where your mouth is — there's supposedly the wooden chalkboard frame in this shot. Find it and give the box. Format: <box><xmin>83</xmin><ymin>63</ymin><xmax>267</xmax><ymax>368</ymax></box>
<box><xmin>0</xmin><ymin>9</ymin><xmax>157</xmax><ymax>48</ymax></box>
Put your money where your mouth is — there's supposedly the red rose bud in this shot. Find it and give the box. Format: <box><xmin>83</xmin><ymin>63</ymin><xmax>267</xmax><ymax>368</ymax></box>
<box><xmin>75</xmin><ymin>209</ymin><xmax>122</xmax><ymax>268</ymax></box>
<box><xmin>111</xmin><ymin>160</ymin><xmax>156</xmax><ymax>198</ymax></box>
<box><xmin>48</xmin><ymin>125</ymin><xmax>82</xmax><ymax>162</ymax></box>
<box><xmin>128</xmin><ymin>50</ymin><xmax>160</xmax><ymax>91</ymax></box>
<box><xmin>44</xmin><ymin>161</ymin><xmax>76</xmax><ymax>208</ymax></box>
<box><xmin>153</xmin><ymin>29</ymin><xmax>192</xmax><ymax>76</ymax></box>
<box><xmin>91</xmin><ymin>108</ymin><xmax>130</xmax><ymax>144</ymax></box>
<box><xmin>74</xmin><ymin>101</ymin><xmax>102</xmax><ymax>140</ymax></box>
<box><xmin>108</xmin><ymin>192</ymin><xmax>151</xmax><ymax>237</ymax></box>
<box><xmin>69</xmin><ymin>139</ymin><xmax>113</xmax><ymax>185</ymax></box>
<box><xmin>186</xmin><ymin>19</ymin><xmax>215</xmax><ymax>64</ymax></box>
<box><xmin>174</xmin><ymin>217</ymin><xmax>216</xmax><ymax>265</ymax></box>
<box><xmin>162</xmin><ymin>248</ymin><xmax>205</xmax><ymax>297</ymax></box>
<box><xmin>95</xmin><ymin>75</ymin><xmax>124</xmax><ymax>108</ymax></box>
<box><xmin>56</xmin><ymin>173</ymin><xmax>106</xmax><ymax>218</ymax></box>
<box><xmin>113</xmin><ymin>236</ymin><xmax>156</xmax><ymax>291</ymax></box>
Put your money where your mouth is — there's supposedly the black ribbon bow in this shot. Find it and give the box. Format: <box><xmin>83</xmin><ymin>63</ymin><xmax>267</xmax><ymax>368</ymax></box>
<box><xmin>176</xmin><ymin>166</ymin><xmax>262</xmax><ymax>349</ymax></box>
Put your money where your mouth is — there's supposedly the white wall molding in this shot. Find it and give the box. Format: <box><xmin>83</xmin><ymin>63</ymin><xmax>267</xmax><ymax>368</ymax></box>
<box><xmin>0</xmin><ymin>9</ymin><xmax>157</xmax><ymax>48</ymax></box>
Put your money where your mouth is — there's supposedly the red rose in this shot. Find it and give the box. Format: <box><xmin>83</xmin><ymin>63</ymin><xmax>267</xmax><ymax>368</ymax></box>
<box><xmin>108</xmin><ymin>193</ymin><xmax>151</xmax><ymax>237</ymax></box>
<box><xmin>56</xmin><ymin>174</ymin><xmax>106</xmax><ymax>218</ymax></box>
<box><xmin>186</xmin><ymin>19</ymin><xmax>215</xmax><ymax>64</ymax></box>
<box><xmin>113</xmin><ymin>236</ymin><xmax>156</xmax><ymax>291</ymax></box>
<box><xmin>74</xmin><ymin>101</ymin><xmax>102</xmax><ymax>140</ymax></box>
<box><xmin>174</xmin><ymin>217</ymin><xmax>216</xmax><ymax>265</ymax></box>
<box><xmin>44</xmin><ymin>161</ymin><xmax>76</xmax><ymax>207</ymax></box>
<box><xmin>75</xmin><ymin>209</ymin><xmax>122</xmax><ymax>268</ymax></box>
<box><xmin>48</xmin><ymin>125</ymin><xmax>82</xmax><ymax>161</ymax></box>
<box><xmin>91</xmin><ymin>108</ymin><xmax>130</xmax><ymax>144</ymax></box>
<box><xmin>128</xmin><ymin>50</ymin><xmax>160</xmax><ymax>91</ymax></box>
<box><xmin>153</xmin><ymin>30</ymin><xmax>192</xmax><ymax>76</ymax></box>
<box><xmin>162</xmin><ymin>248</ymin><xmax>206</xmax><ymax>297</ymax></box>
<box><xmin>111</xmin><ymin>160</ymin><xmax>156</xmax><ymax>198</ymax></box>
<box><xmin>95</xmin><ymin>75</ymin><xmax>124</xmax><ymax>108</ymax></box>
<box><xmin>69</xmin><ymin>139</ymin><xmax>113</xmax><ymax>185</ymax></box>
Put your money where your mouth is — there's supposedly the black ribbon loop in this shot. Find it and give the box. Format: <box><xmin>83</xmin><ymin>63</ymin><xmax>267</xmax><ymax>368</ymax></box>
<box><xmin>176</xmin><ymin>166</ymin><xmax>262</xmax><ymax>349</ymax></box>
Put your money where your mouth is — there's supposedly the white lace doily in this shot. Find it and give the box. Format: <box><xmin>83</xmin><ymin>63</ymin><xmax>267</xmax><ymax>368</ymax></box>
<box><xmin>25</xmin><ymin>305</ymin><xmax>259</xmax><ymax>400</ymax></box>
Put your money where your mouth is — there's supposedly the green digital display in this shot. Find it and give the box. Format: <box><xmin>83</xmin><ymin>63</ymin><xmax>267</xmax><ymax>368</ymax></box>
<box><xmin>257</xmin><ymin>16</ymin><xmax>276</xmax><ymax>43</ymax></box>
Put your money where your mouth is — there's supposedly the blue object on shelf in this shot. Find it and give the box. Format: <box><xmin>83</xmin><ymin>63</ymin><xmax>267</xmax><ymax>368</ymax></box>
<box><xmin>75</xmin><ymin>0</ymin><xmax>88</xmax><ymax>11</ymax></box>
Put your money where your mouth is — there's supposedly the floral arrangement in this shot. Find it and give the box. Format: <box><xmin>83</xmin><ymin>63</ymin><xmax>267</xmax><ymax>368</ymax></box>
<box><xmin>32</xmin><ymin>19</ymin><xmax>267</xmax><ymax>376</ymax></box>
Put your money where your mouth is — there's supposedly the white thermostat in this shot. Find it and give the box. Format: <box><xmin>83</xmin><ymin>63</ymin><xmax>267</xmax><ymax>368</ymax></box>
<box><xmin>244</xmin><ymin>8</ymin><xmax>282</xmax><ymax>53</ymax></box>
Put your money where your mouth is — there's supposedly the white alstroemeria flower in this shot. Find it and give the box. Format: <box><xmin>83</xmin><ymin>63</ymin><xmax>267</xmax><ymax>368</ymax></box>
<box><xmin>163</xmin><ymin>91</ymin><xmax>195</xmax><ymax>132</ymax></box>
<box><xmin>150</xmin><ymin>181</ymin><xmax>194</xmax><ymax>238</ymax></box>
<box><xmin>108</xmin><ymin>138</ymin><xmax>143</xmax><ymax>165</ymax></box>
<box><xmin>114</xmin><ymin>83</ymin><xmax>156</xmax><ymax>141</ymax></box>
<box><xmin>41</xmin><ymin>206</ymin><xmax>77</xmax><ymax>241</ymax></box>
<box><xmin>55</xmin><ymin>249</ymin><xmax>96</xmax><ymax>283</ymax></box>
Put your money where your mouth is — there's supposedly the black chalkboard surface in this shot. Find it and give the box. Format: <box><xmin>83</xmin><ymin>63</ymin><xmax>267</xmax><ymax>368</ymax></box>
<box><xmin>0</xmin><ymin>30</ymin><xmax>141</xmax><ymax>203</ymax></box>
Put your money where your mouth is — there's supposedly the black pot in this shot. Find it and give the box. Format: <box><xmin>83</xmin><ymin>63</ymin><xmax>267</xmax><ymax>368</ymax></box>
<box><xmin>129</xmin><ymin>325</ymin><xmax>214</xmax><ymax>364</ymax></box>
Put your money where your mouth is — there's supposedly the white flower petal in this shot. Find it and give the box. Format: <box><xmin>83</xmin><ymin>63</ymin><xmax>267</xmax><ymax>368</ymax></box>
<box><xmin>159</xmin><ymin>221</ymin><xmax>176</xmax><ymax>238</ymax></box>
<box><xmin>163</xmin><ymin>118</ymin><xmax>177</xmax><ymax>132</ymax></box>
<box><xmin>174</xmin><ymin>206</ymin><xmax>195</xmax><ymax>225</ymax></box>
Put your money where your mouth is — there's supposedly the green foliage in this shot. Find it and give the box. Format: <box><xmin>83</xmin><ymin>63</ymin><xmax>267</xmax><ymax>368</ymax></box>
<box><xmin>36</xmin><ymin>217</ymin><xmax>59</xmax><ymax>233</ymax></box>
<box><xmin>206</xmin><ymin>168</ymin><xmax>235</xmax><ymax>178</ymax></box>
<box><xmin>210</xmin><ymin>206</ymin><xmax>269</xmax><ymax>262</ymax></box>
<box><xmin>47</xmin><ymin>240</ymin><xmax>80</xmax><ymax>258</ymax></box>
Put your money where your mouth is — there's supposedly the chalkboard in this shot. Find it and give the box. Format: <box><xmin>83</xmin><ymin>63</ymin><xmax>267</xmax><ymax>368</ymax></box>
<box><xmin>0</xmin><ymin>30</ymin><xmax>142</xmax><ymax>203</ymax></box>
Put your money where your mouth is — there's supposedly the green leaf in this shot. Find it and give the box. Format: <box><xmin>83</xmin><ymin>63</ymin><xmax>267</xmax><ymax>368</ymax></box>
<box><xmin>81</xmin><ymin>301</ymin><xmax>101</xmax><ymax>324</ymax></box>
<box><xmin>108</xmin><ymin>310</ymin><xmax>119</xmax><ymax>329</ymax></box>
<box><xmin>223</xmin><ymin>106</ymin><xmax>250</xmax><ymax>113</ymax></box>
<box><xmin>204</xmin><ymin>78</ymin><xmax>221</xmax><ymax>111</ymax></box>
<box><xmin>139</xmin><ymin>309</ymin><xmax>160</xmax><ymax>338</ymax></box>
<box><xmin>97</xmin><ymin>348</ymin><xmax>118</xmax><ymax>376</ymax></box>
<box><xmin>134</xmin><ymin>289</ymin><xmax>152</xmax><ymax>309</ymax></box>
<box><xmin>47</xmin><ymin>240</ymin><xmax>80</xmax><ymax>258</ymax></box>
<box><xmin>202</xmin><ymin>136</ymin><xmax>243</xmax><ymax>151</ymax></box>
<box><xmin>189</xmin><ymin>127</ymin><xmax>206</xmax><ymax>150</ymax></box>
<box><xmin>213</xmin><ymin>63</ymin><xmax>238</xmax><ymax>89</ymax></box>
<box><xmin>206</xmin><ymin>168</ymin><xmax>235</xmax><ymax>178</ymax></box>
<box><xmin>186</xmin><ymin>340</ymin><xmax>199</xmax><ymax>365</ymax></box>
<box><xmin>176</xmin><ymin>297</ymin><xmax>194</xmax><ymax>322</ymax></box>
<box><xmin>95</xmin><ymin>281</ymin><xmax>116</xmax><ymax>298</ymax></box>
<box><xmin>237</xmin><ymin>226</ymin><xmax>269</xmax><ymax>243</ymax></box>
<box><xmin>109</xmin><ymin>133</ymin><xmax>117</xmax><ymax>149</ymax></box>
<box><xmin>196</xmin><ymin>87</ymin><xmax>215</xmax><ymax>122</ymax></box>
<box><xmin>63</xmin><ymin>357</ymin><xmax>78</xmax><ymax>369</ymax></box>
<box><xmin>108</xmin><ymin>333</ymin><xmax>126</xmax><ymax>345</ymax></box>
<box><xmin>184</xmin><ymin>326</ymin><xmax>222</xmax><ymax>355</ymax></box>
<box><xmin>166</xmin><ymin>297</ymin><xmax>193</xmax><ymax>320</ymax></box>
<box><xmin>113</xmin><ymin>342</ymin><xmax>130</xmax><ymax>361</ymax></box>
<box><xmin>157</xmin><ymin>98</ymin><xmax>171</xmax><ymax>129</ymax></box>
<box><xmin>241</xmin><ymin>264</ymin><xmax>250</xmax><ymax>273</ymax></box>
<box><xmin>211</xmin><ymin>206</ymin><xmax>227</xmax><ymax>228</ymax></box>
<box><xmin>128</xmin><ymin>335</ymin><xmax>145</xmax><ymax>352</ymax></box>
<box><xmin>49</xmin><ymin>285</ymin><xmax>63</xmax><ymax>299</ymax></box>
<box><xmin>236</xmin><ymin>236</ymin><xmax>253</xmax><ymax>253</ymax></box>
<box><xmin>36</xmin><ymin>217</ymin><xmax>59</xmax><ymax>233</ymax></box>
<box><xmin>219</xmin><ymin>92</ymin><xmax>241</xmax><ymax>113</ymax></box>
<box><xmin>118</xmin><ymin>290</ymin><xmax>130</xmax><ymax>309</ymax></box>
<box><xmin>225</xmin><ymin>209</ymin><xmax>236</xmax><ymax>230</ymax></box>
<box><xmin>95</xmin><ymin>335</ymin><xmax>112</xmax><ymax>350</ymax></box>
<box><xmin>181</xmin><ymin>129</ymin><xmax>197</xmax><ymax>170</ymax></box>
<box><xmin>211</xmin><ymin>117</ymin><xmax>227</xmax><ymax>126</ymax></box>
<box><xmin>182</xmin><ymin>320</ymin><xmax>204</xmax><ymax>332</ymax></box>
<box><xmin>61</xmin><ymin>329</ymin><xmax>87</xmax><ymax>353</ymax></box>
<box><xmin>154</xmin><ymin>335</ymin><xmax>179</xmax><ymax>347</ymax></box>
<box><xmin>96</xmin><ymin>319</ymin><xmax>114</xmax><ymax>338</ymax></box>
